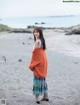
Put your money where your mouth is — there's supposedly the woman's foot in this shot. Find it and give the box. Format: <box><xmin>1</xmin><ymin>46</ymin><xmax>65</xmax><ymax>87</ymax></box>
<box><xmin>36</xmin><ymin>101</ymin><xmax>40</xmax><ymax>104</ymax></box>
<box><xmin>41</xmin><ymin>93</ymin><xmax>49</xmax><ymax>101</ymax></box>
<box><xmin>36</xmin><ymin>95</ymin><xmax>40</xmax><ymax>104</ymax></box>
<box><xmin>41</xmin><ymin>98</ymin><xmax>49</xmax><ymax>101</ymax></box>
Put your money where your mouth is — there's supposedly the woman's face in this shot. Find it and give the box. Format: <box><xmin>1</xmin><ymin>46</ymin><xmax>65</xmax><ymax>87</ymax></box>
<box><xmin>33</xmin><ymin>30</ymin><xmax>40</xmax><ymax>39</ymax></box>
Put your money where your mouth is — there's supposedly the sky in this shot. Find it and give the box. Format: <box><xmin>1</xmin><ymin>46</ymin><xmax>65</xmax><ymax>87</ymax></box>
<box><xmin>0</xmin><ymin>0</ymin><xmax>80</xmax><ymax>17</ymax></box>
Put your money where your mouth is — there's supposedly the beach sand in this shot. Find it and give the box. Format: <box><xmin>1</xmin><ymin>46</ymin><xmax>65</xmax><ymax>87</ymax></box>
<box><xmin>0</xmin><ymin>30</ymin><xmax>80</xmax><ymax>105</ymax></box>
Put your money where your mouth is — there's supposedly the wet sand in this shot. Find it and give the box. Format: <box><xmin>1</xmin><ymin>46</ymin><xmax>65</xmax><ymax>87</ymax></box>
<box><xmin>0</xmin><ymin>31</ymin><xmax>80</xmax><ymax>105</ymax></box>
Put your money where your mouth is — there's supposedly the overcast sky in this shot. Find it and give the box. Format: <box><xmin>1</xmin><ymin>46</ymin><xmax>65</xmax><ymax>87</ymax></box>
<box><xmin>0</xmin><ymin>0</ymin><xmax>80</xmax><ymax>17</ymax></box>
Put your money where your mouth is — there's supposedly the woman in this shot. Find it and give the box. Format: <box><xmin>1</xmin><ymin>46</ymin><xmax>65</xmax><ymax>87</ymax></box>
<box><xmin>29</xmin><ymin>27</ymin><xmax>49</xmax><ymax>104</ymax></box>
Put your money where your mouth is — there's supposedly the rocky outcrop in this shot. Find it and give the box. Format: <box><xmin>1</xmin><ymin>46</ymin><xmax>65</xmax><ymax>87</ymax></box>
<box><xmin>0</xmin><ymin>24</ymin><xmax>32</xmax><ymax>33</ymax></box>
<box><xmin>0</xmin><ymin>24</ymin><xmax>80</xmax><ymax>34</ymax></box>
<box><xmin>35</xmin><ymin>22</ymin><xmax>46</xmax><ymax>25</ymax></box>
<box><xmin>9</xmin><ymin>28</ymin><xmax>32</xmax><ymax>33</ymax></box>
<box><xmin>65</xmin><ymin>25</ymin><xmax>80</xmax><ymax>35</ymax></box>
<box><xmin>65</xmin><ymin>29</ymin><xmax>80</xmax><ymax>35</ymax></box>
<box><xmin>0</xmin><ymin>24</ymin><xmax>10</xmax><ymax>32</ymax></box>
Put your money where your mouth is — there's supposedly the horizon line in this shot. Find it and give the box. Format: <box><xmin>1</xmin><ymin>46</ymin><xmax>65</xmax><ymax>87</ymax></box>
<box><xmin>0</xmin><ymin>14</ymin><xmax>80</xmax><ymax>18</ymax></box>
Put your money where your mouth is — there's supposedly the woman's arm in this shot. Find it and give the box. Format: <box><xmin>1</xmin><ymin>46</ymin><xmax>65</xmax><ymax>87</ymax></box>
<box><xmin>29</xmin><ymin>48</ymin><xmax>41</xmax><ymax>71</ymax></box>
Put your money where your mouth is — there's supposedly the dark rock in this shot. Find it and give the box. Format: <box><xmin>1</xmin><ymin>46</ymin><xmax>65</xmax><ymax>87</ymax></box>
<box><xmin>41</xmin><ymin>22</ymin><xmax>46</xmax><ymax>24</ymax></box>
<box><xmin>27</xmin><ymin>25</ymin><xmax>45</xmax><ymax>29</ymax></box>
<box><xmin>65</xmin><ymin>30</ymin><xmax>73</xmax><ymax>35</ymax></box>
<box><xmin>22</xmin><ymin>42</ymin><xmax>25</xmax><ymax>45</ymax></box>
<box><xmin>74</xmin><ymin>61</ymin><xmax>78</xmax><ymax>64</ymax></box>
<box><xmin>28</xmin><ymin>37</ymin><xmax>32</xmax><ymax>40</ymax></box>
<box><xmin>0</xmin><ymin>56</ymin><xmax>6</xmax><ymax>63</ymax></box>
<box><xmin>27</xmin><ymin>25</ymin><xmax>36</xmax><ymax>29</ymax></box>
<box><xmin>35</xmin><ymin>22</ymin><xmax>46</xmax><ymax>25</ymax></box>
<box><xmin>72</xmin><ymin>29</ymin><xmax>80</xmax><ymax>34</ymax></box>
<box><xmin>18</xmin><ymin>59</ymin><xmax>22</xmax><ymax>62</ymax></box>
<box><xmin>1</xmin><ymin>99</ymin><xmax>6</xmax><ymax>104</ymax></box>
<box><xmin>9</xmin><ymin>28</ymin><xmax>32</xmax><ymax>33</ymax></box>
<box><xmin>65</xmin><ymin>25</ymin><xmax>80</xmax><ymax>35</ymax></box>
<box><xmin>35</xmin><ymin>22</ymin><xmax>39</xmax><ymax>24</ymax></box>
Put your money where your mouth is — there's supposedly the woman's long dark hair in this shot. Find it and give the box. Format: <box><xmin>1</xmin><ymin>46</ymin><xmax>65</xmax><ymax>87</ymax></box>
<box><xmin>33</xmin><ymin>27</ymin><xmax>46</xmax><ymax>50</ymax></box>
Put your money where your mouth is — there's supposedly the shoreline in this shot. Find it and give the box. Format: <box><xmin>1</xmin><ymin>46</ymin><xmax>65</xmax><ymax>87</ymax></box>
<box><xmin>0</xmin><ymin>24</ymin><xmax>80</xmax><ymax>35</ymax></box>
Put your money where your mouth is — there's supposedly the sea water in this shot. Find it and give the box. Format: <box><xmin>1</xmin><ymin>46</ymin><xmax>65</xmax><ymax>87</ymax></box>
<box><xmin>0</xmin><ymin>15</ymin><xmax>80</xmax><ymax>28</ymax></box>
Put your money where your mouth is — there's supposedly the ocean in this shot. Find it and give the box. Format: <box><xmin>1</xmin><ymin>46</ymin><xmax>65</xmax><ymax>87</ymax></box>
<box><xmin>0</xmin><ymin>15</ymin><xmax>80</xmax><ymax>28</ymax></box>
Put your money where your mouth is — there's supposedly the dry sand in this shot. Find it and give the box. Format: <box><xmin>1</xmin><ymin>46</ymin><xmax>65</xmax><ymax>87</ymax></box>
<box><xmin>0</xmin><ymin>31</ymin><xmax>80</xmax><ymax>105</ymax></box>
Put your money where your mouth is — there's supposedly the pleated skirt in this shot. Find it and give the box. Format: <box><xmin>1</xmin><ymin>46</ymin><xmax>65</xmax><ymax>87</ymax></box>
<box><xmin>33</xmin><ymin>75</ymin><xmax>48</xmax><ymax>95</ymax></box>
